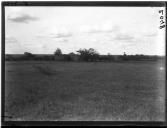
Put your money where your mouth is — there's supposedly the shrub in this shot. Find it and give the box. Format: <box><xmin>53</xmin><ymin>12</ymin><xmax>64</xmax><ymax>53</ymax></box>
<box><xmin>63</xmin><ymin>55</ymin><xmax>72</xmax><ymax>61</ymax></box>
<box><xmin>77</xmin><ymin>48</ymin><xmax>99</xmax><ymax>62</ymax></box>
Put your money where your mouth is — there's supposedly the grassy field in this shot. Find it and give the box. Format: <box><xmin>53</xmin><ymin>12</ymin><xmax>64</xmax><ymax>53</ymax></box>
<box><xmin>4</xmin><ymin>61</ymin><xmax>165</xmax><ymax>121</ymax></box>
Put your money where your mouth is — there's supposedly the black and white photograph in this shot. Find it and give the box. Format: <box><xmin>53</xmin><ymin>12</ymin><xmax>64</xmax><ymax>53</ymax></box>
<box><xmin>2</xmin><ymin>2</ymin><xmax>166</xmax><ymax>124</ymax></box>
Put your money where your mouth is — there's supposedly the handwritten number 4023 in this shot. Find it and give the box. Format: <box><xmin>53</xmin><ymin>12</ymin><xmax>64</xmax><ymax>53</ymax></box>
<box><xmin>159</xmin><ymin>10</ymin><xmax>165</xmax><ymax>29</ymax></box>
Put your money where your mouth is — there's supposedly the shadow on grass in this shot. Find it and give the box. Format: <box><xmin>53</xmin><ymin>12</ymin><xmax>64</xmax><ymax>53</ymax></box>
<box><xmin>33</xmin><ymin>65</ymin><xmax>57</xmax><ymax>76</ymax></box>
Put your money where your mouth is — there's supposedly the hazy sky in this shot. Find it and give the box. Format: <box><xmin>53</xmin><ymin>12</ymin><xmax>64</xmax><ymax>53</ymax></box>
<box><xmin>5</xmin><ymin>6</ymin><xmax>165</xmax><ymax>55</ymax></box>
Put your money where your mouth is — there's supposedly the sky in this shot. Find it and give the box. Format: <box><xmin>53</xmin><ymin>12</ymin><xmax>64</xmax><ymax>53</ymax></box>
<box><xmin>5</xmin><ymin>6</ymin><xmax>166</xmax><ymax>55</ymax></box>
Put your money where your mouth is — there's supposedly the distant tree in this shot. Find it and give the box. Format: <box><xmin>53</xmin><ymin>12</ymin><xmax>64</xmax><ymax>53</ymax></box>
<box><xmin>107</xmin><ymin>53</ymin><xmax>114</xmax><ymax>61</ymax></box>
<box><xmin>77</xmin><ymin>49</ymin><xmax>89</xmax><ymax>61</ymax></box>
<box><xmin>89</xmin><ymin>48</ymin><xmax>99</xmax><ymax>61</ymax></box>
<box><xmin>23</xmin><ymin>52</ymin><xmax>34</xmax><ymax>60</ymax></box>
<box><xmin>24</xmin><ymin>52</ymin><xmax>34</xmax><ymax>57</ymax></box>
<box><xmin>69</xmin><ymin>52</ymin><xmax>75</xmax><ymax>56</ymax></box>
<box><xmin>77</xmin><ymin>48</ymin><xmax>99</xmax><ymax>62</ymax></box>
<box><xmin>122</xmin><ymin>52</ymin><xmax>128</xmax><ymax>61</ymax></box>
<box><xmin>54</xmin><ymin>48</ymin><xmax>62</xmax><ymax>56</ymax></box>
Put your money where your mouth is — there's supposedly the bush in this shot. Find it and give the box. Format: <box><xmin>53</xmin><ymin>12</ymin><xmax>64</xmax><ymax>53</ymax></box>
<box><xmin>63</xmin><ymin>55</ymin><xmax>72</xmax><ymax>61</ymax></box>
<box><xmin>77</xmin><ymin>48</ymin><xmax>99</xmax><ymax>62</ymax></box>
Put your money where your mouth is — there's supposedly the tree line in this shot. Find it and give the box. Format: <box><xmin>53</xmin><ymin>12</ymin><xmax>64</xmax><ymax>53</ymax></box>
<box><xmin>5</xmin><ymin>48</ymin><xmax>163</xmax><ymax>62</ymax></box>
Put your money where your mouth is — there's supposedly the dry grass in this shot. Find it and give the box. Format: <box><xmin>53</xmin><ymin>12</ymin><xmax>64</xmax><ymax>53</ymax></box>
<box><xmin>4</xmin><ymin>61</ymin><xmax>165</xmax><ymax>121</ymax></box>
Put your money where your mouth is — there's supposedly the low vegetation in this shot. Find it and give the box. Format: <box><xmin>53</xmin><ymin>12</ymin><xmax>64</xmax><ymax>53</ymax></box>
<box><xmin>4</xmin><ymin>61</ymin><xmax>165</xmax><ymax>121</ymax></box>
<box><xmin>5</xmin><ymin>48</ymin><xmax>164</xmax><ymax>62</ymax></box>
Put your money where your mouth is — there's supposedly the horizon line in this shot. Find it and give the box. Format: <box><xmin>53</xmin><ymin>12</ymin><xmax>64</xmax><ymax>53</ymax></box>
<box><xmin>5</xmin><ymin>53</ymin><xmax>165</xmax><ymax>56</ymax></box>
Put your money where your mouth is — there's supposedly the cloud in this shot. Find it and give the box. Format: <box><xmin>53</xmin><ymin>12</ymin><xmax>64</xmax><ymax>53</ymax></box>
<box><xmin>36</xmin><ymin>27</ymin><xmax>72</xmax><ymax>40</ymax></box>
<box><xmin>36</xmin><ymin>34</ymin><xmax>69</xmax><ymax>43</ymax></box>
<box><xmin>8</xmin><ymin>13</ymin><xmax>38</xmax><ymax>23</ymax></box>
<box><xmin>54</xmin><ymin>38</ymin><xmax>69</xmax><ymax>42</ymax></box>
<box><xmin>80</xmin><ymin>25</ymin><xmax>113</xmax><ymax>33</ymax></box>
<box><xmin>5</xmin><ymin>36</ymin><xmax>18</xmax><ymax>43</ymax></box>
<box><xmin>114</xmin><ymin>33</ymin><xmax>134</xmax><ymax>41</ymax></box>
<box><xmin>80</xmin><ymin>22</ymin><xmax>118</xmax><ymax>34</ymax></box>
<box><xmin>144</xmin><ymin>33</ymin><xmax>157</xmax><ymax>37</ymax></box>
<box><xmin>80</xmin><ymin>25</ymin><xmax>102</xmax><ymax>33</ymax></box>
<box><xmin>50</xmin><ymin>33</ymin><xmax>72</xmax><ymax>38</ymax></box>
<box><xmin>36</xmin><ymin>33</ymin><xmax>71</xmax><ymax>39</ymax></box>
<box><xmin>50</xmin><ymin>27</ymin><xmax>72</xmax><ymax>38</ymax></box>
<box><xmin>139</xmin><ymin>28</ymin><xmax>158</xmax><ymax>38</ymax></box>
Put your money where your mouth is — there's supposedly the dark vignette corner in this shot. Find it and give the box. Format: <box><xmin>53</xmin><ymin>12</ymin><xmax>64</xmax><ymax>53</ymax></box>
<box><xmin>1</xmin><ymin>1</ymin><xmax>167</xmax><ymax>126</ymax></box>
<box><xmin>0</xmin><ymin>1</ymin><xmax>166</xmax><ymax>7</ymax></box>
<box><xmin>1</xmin><ymin>1</ymin><xmax>5</xmax><ymax>125</ymax></box>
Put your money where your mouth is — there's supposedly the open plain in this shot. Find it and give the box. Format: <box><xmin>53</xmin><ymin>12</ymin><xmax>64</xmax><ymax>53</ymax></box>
<box><xmin>4</xmin><ymin>61</ymin><xmax>165</xmax><ymax>121</ymax></box>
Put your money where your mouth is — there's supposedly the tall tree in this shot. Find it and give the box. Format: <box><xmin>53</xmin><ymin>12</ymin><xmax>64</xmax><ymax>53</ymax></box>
<box><xmin>54</xmin><ymin>48</ymin><xmax>62</xmax><ymax>56</ymax></box>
